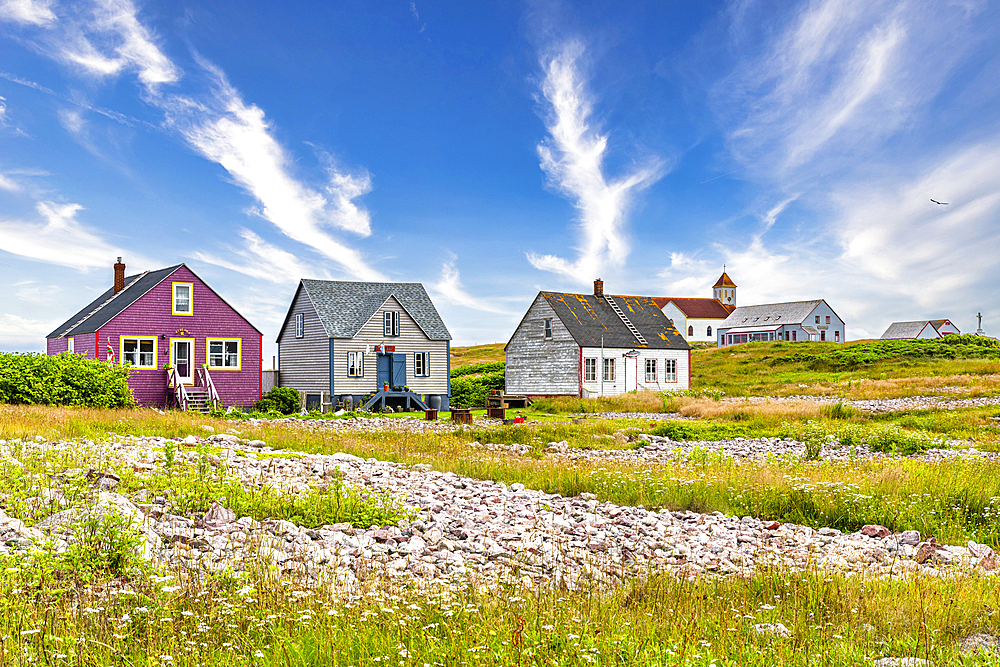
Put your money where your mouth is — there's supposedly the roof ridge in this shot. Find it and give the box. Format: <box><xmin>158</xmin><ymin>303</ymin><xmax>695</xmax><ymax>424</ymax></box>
<box><xmin>58</xmin><ymin>271</ymin><xmax>149</xmax><ymax>338</ymax></box>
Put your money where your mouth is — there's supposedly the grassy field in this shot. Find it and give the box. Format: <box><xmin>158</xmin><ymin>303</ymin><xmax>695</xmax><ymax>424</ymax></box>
<box><xmin>450</xmin><ymin>343</ymin><xmax>505</xmax><ymax>368</ymax></box>
<box><xmin>451</xmin><ymin>338</ymin><xmax>1000</xmax><ymax>399</ymax></box>
<box><xmin>4</xmin><ymin>337</ymin><xmax>1000</xmax><ymax>665</ymax></box>
<box><xmin>3</xmin><ymin>405</ymin><xmax>1000</xmax><ymax>665</ymax></box>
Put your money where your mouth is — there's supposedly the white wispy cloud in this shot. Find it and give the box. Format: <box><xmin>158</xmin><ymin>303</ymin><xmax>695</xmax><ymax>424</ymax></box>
<box><xmin>0</xmin><ymin>201</ymin><xmax>129</xmax><ymax>270</ymax></box>
<box><xmin>161</xmin><ymin>61</ymin><xmax>383</xmax><ymax>279</ymax></box>
<box><xmin>0</xmin><ymin>0</ymin><xmax>384</xmax><ymax>281</ymax></box>
<box><xmin>716</xmin><ymin>0</ymin><xmax>988</xmax><ymax>182</ymax></box>
<box><xmin>0</xmin><ymin>0</ymin><xmax>55</xmax><ymax>26</ymax></box>
<box><xmin>191</xmin><ymin>228</ymin><xmax>321</xmax><ymax>285</ymax></box>
<box><xmin>527</xmin><ymin>40</ymin><xmax>664</xmax><ymax>283</ymax></box>
<box><xmin>429</xmin><ymin>257</ymin><xmax>510</xmax><ymax>314</ymax></box>
<box><xmin>0</xmin><ymin>312</ymin><xmax>60</xmax><ymax>349</ymax></box>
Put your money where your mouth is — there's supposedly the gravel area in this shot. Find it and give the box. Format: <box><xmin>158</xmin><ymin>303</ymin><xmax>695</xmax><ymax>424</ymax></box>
<box><xmin>1</xmin><ymin>434</ymin><xmax>996</xmax><ymax>590</ymax></box>
<box><xmin>531</xmin><ymin>434</ymin><xmax>1000</xmax><ymax>463</ymax></box>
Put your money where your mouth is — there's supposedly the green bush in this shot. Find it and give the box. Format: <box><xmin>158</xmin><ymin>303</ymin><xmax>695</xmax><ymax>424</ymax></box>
<box><xmin>253</xmin><ymin>386</ymin><xmax>300</xmax><ymax>415</ymax></box>
<box><xmin>773</xmin><ymin>335</ymin><xmax>1000</xmax><ymax>369</ymax></box>
<box><xmin>451</xmin><ymin>361</ymin><xmax>505</xmax><ymax>378</ymax></box>
<box><xmin>0</xmin><ymin>352</ymin><xmax>134</xmax><ymax>408</ymax></box>
<box><xmin>450</xmin><ymin>371</ymin><xmax>505</xmax><ymax>408</ymax></box>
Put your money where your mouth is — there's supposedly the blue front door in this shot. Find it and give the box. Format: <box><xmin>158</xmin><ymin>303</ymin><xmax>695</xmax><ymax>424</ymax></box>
<box><xmin>391</xmin><ymin>354</ymin><xmax>406</xmax><ymax>388</ymax></box>
<box><xmin>377</xmin><ymin>353</ymin><xmax>407</xmax><ymax>389</ymax></box>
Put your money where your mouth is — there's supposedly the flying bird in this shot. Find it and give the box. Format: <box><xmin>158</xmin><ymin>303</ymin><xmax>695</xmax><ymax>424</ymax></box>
<box><xmin>930</xmin><ymin>199</ymin><xmax>948</xmax><ymax>205</ymax></box>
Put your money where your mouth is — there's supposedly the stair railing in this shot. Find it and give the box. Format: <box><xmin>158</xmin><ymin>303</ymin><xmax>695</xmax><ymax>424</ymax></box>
<box><xmin>167</xmin><ymin>367</ymin><xmax>188</xmax><ymax>411</ymax></box>
<box><xmin>198</xmin><ymin>367</ymin><xmax>221</xmax><ymax>411</ymax></box>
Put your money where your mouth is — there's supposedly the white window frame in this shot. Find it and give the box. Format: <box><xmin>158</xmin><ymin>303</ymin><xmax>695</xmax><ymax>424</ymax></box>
<box><xmin>207</xmin><ymin>338</ymin><xmax>241</xmax><ymax>370</ymax></box>
<box><xmin>415</xmin><ymin>352</ymin><xmax>430</xmax><ymax>377</ymax></box>
<box><xmin>172</xmin><ymin>282</ymin><xmax>193</xmax><ymax>316</ymax></box>
<box><xmin>347</xmin><ymin>351</ymin><xmax>365</xmax><ymax>377</ymax></box>
<box><xmin>121</xmin><ymin>336</ymin><xmax>157</xmax><ymax>369</ymax></box>
<box><xmin>294</xmin><ymin>313</ymin><xmax>304</xmax><ymax>338</ymax></box>
<box><xmin>67</xmin><ymin>337</ymin><xmax>74</xmax><ymax>354</ymax></box>
<box><xmin>384</xmin><ymin>311</ymin><xmax>400</xmax><ymax>337</ymax></box>
<box><xmin>603</xmin><ymin>357</ymin><xmax>615</xmax><ymax>382</ymax></box>
<box><xmin>543</xmin><ymin>318</ymin><xmax>552</xmax><ymax>340</ymax></box>
<box><xmin>583</xmin><ymin>357</ymin><xmax>597</xmax><ymax>382</ymax></box>
<box><xmin>645</xmin><ymin>358</ymin><xmax>657</xmax><ymax>383</ymax></box>
<box><xmin>664</xmin><ymin>358</ymin><xmax>677</xmax><ymax>383</ymax></box>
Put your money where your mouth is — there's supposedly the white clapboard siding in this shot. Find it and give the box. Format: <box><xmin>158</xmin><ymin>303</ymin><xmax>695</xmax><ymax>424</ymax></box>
<box><xmin>506</xmin><ymin>294</ymin><xmax>580</xmax><ymax>395</ymax></box>
<box><xmin>579</xmin><ymin>346</ymin><xmax>689</xmax><ymax>395</ymax></box>
<box><xmin>333</xmin><ymin>295</ymin><xmax>449</xmax><ymax>395</ymax></box>
<box><xmin>277</xmin><ymin>288</ymin><xmax>329</xmax><ymax>393</ymax></box>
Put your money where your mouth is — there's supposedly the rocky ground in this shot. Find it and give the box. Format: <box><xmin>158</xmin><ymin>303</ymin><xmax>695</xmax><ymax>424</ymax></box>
<box><xmin>716</xmin><ymin>393</ymin><xmax>1000</xmax><ymax>414</ymax></box>
<box><xmin>532</xmin><ymin>434</ymin><xmax>1000</xmax><ymax>463</ymax></box>
<box><xmin>1</xmin><ymin>433</ymin><xmax>997</xmax><ymax>591</ymax></box>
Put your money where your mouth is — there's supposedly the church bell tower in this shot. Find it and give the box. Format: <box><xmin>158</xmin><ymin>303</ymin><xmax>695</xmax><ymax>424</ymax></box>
<box><xmin>713</xmin><ymin>269</ymin><xmax>737</xmax><ymax>306</ymax></box>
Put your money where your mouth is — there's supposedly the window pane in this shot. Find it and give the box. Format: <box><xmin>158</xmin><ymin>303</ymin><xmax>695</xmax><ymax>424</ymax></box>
<box><xmin>225</xmin><ymin>341</ymin><xmax>238</xmax><ymax>366</ymax></box>
<box><xmin>175</xmin><ymin>285</ymin><xmax>190</xmax><ymax>312</ymax></box>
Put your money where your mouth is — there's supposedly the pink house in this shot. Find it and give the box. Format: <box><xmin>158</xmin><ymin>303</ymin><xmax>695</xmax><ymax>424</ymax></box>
<box><xmin>46</xmin><ymin>259</ymin><xmax>263</xmax><ymax>410</ymax></box>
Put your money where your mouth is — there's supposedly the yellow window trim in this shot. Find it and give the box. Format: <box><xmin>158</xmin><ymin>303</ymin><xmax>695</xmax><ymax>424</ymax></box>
<box><xmin>172</xmin><ymin>282</ymin><xmax>194</xmax><ymax>316</ymax></box>
<box><xmin>119</xmin><ymin>335</ymin><xmax>158</xmax><ymax>370</ymax></box>
<box><xmin>206</xmin><ymin>337</ymin><xmax>242</xmax><ymax>371</ymax></box>
<box><xmin>169</xmin><ymin>337</ymin><xmax>196</xmax><ymax>385</ymax></box>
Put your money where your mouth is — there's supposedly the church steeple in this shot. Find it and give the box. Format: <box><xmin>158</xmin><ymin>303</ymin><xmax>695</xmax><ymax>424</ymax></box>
<box><xmin>713</xmin><ymin>266</ymin><xmax>736</xmax><ymax>306</ymax></box>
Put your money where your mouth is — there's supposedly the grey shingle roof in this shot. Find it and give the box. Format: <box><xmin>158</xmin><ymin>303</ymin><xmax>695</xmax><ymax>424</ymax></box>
<box><xmin>541</xmin><ymin>292</ymin><xmax>689</xmax><ymax>350</ymax></box>
<box><xmin>881</xmin><ymin>321</ymin><xmax>933</xmax><ymax>339</ymax></box>
<box><xmin>46</xmin><ymin>265</ymin><xmax>183</xmax><ymax>338</ymax></box>
<box><xmin>720</xmin><ymin>300</ymin><xmax>825</xmax><ymax>329</ymax></box>
<box><xmin>284</xmin><ymin>279</ymin><xmax>452</xmax><ymax>341</ymax></box>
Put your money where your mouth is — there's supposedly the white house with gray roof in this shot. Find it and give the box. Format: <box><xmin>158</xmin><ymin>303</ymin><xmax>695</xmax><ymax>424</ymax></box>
<box><xmin>276</xmin><ymin>279</ymin><xmax>452</xmax><ymax>411</ymax></box>
<box><xmin>505</xmin><ymin>279</ymin><xmax>691</xmax><ymax>396</ymax></box>
<box><xmin>716</xmin><ymin>299</ymin><xmax>845</xmax><ymax>347</ymax></box>
<box><xmin>880</xmin><ymin>319</ymin><xmax>960</xmax><ymax>340</ymax></box>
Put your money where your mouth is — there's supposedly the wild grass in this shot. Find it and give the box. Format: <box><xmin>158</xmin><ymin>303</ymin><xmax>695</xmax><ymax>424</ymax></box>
<box><xmin>2</xmin><ymin>558</ymin><xmax>1000</xmax><ymax>666</ymax></box>
<box><xmin>450</xmin><ymin>343</ymin><xmax>505</xmax><ymax>368</ymax></box>
<box><xmin>532</xmin><ymin>391</ymin><xmax>676</xmax><ymax>415</ymax></box>
<box><xmin>692</xmin><ymin>342</ymin><xmax>1000</xmax><ymax>398</ymax></box>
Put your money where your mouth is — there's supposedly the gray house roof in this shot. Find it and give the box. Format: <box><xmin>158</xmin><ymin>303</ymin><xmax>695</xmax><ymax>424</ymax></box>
<box><xmin>278</xmin><ymin>279</ymin><xmax>452</xmax><ymax>342</ymax></box>
<box><xmin>46</xmin><ymin>265</ymin><xmax>183</xmax><ymax>338</ymax></box>
<box><xmin>881</xmin><ymin>321</ymin><xmax>934</xmax><ymax>339</ymax></box>
<box><xmin>538</xmin><ymin>292</ymin><xmax>690</xmax><ymax>350</ymax></box>
<box><xmin>720</xmin><ymin>300</ymin><xmax>828</xmax><ymax>330</ymax></box>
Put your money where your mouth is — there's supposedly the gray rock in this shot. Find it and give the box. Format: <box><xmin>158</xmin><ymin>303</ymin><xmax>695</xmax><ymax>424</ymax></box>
<box><xmin>752</xmin><ymin>623</ymin><xmax>791</xmax><ymax>638</ymax></box>
<box><xmin>203</xmin><ymin>502</ymin><xmax>236</xmax><ymax>526</ymax></box>
<box><xmin>872</xmin><ymin>659</ymin><xmax>929</xmax><ymax>667</ymax></box>
<box><xmin>860</xmin><ymin>524</ymin><xmax>890</xmax><ymax>538</ymax></box>
<box><xmin>897</xmin><ymin>530</ymin><xmax>921</xmax><ymax>546</ymax></box>
<box><xmin>957</xmin><ymin>634</ymin><xmax>1000</xmax><ymax>655</ymax></box>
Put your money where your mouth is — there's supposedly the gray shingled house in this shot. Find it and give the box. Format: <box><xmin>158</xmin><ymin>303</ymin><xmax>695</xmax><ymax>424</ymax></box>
<box><xmin>717</xmin><ymin>299</ymin><xmax>845</xmax><ymax>346</ymax></box>
<box><xmin>276</xmin><ymin>279</ymin><xmax>452</xmax><ymax>411</ymax></box>
<box><xmin>880</xmin><ymin>319</ymin><xmax>960</xmax><ymax>340</ymax></box>
<box><xmin>505</xmin><ymin>279</ymin><xmax>691</xmax><ymax>397</ymax></box>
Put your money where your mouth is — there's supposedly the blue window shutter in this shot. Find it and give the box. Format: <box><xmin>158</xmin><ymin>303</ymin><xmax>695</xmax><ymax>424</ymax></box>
<box><xmin>329</xmin><ymin>339</ymin><xmax>335</xmax><ymax>397</ymax></box>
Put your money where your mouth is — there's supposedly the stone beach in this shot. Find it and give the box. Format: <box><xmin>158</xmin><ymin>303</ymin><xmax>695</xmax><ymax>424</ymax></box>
<box><xmin>1</xmin><ymin>428</ymin><xmax>997</xmax><ymax>590</ymax></box>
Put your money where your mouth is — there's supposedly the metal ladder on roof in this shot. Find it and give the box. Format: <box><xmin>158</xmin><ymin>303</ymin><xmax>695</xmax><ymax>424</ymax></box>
<box><xmin>58</xmin><ymin>271</ymin><xmax>149</xmax><ymax>337</ymax></box>
<box><xmin>605</xmin><ymin>296</ymin><xmax>647</xmax><ymax>345</ymax></box>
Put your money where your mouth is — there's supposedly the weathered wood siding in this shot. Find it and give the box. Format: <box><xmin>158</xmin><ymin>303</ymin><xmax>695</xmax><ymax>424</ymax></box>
<box><xmin>579</xmin><ymin>346</ymin><xmax>689</xmax><ymax>395</ymax></box>
<box><xmin>277</xmin><ymin>287</ymin><xmax>329</xmax><ymax>393</ymax></box>
<box><xmin>333</xmin><ymin>295</ymin><xmax>449</xmax><ymax>396</ymax></box>
<box><xmin>505</xmin><ymin>294</ymin><xmax>580</xmax><ymax>395</ymax></box>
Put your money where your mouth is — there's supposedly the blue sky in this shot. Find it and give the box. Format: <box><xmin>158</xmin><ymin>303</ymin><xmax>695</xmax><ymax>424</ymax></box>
<box><xmin>1</xmin><ymin>0</ymin><xmax>999</xmax><ymax>360</ymax></box>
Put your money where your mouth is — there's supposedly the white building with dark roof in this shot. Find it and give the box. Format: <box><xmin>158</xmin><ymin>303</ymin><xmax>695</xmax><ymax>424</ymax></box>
<box><xmin>880</xmin><ymin>319</ymin><xmax>960</xmax><ymax>340</ymax></box>
<box><xmin>505</xmin><ymin>279</ymin><xmax>691</xmax><ymax>397</ymax></box>
<box><xmin>716</xmin><ymin>299</ymin><xmax>845</xmax><ymax>347</ymax></box>
<box><xmin>653</xmin><ymin>271</ymin><xmax>737</xmax><ymax>342</ymax></box>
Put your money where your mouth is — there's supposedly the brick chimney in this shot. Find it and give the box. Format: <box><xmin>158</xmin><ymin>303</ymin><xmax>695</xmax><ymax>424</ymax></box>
<box><xmin>114</xmin><ymin>257</ymin><xmax>125</xmax><ymax>294</ymax></box>
<box><xmin>594</xmin><ymin>278</ymin><xmax>604</xmax><ymax>298</ymax></box>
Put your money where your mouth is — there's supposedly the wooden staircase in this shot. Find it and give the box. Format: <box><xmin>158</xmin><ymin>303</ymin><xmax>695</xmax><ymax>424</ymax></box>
<box><xmin>167</xmin><ymin>367</ymin><xmax>220</xmax><ymax>413</ymax></box>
